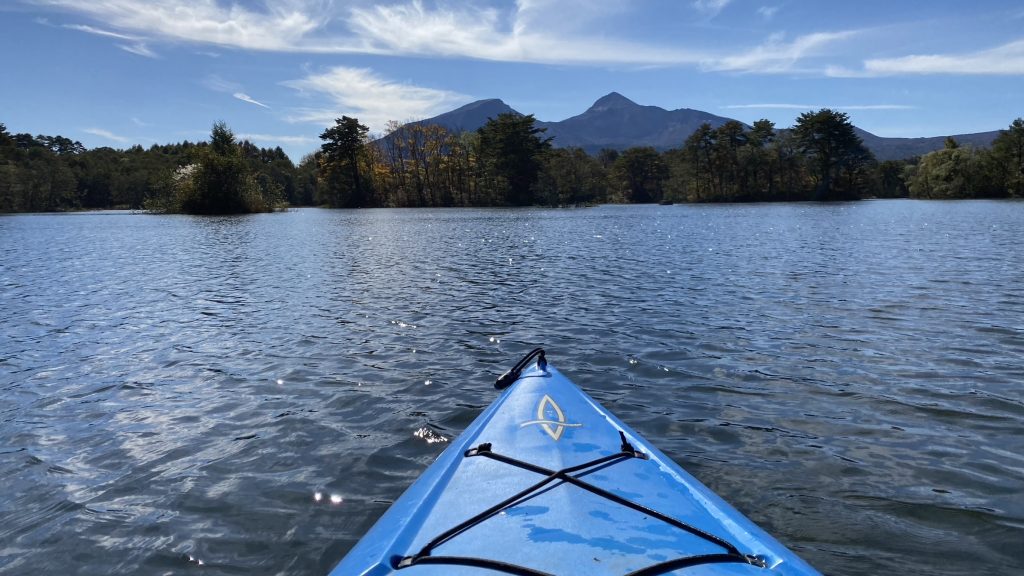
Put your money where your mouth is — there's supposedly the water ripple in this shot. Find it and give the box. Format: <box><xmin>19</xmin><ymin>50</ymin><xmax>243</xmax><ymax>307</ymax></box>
<box><xmin>1</xmin><ymin>202</ymin><xmax>1022</xmax><ymax>575</ymax></box>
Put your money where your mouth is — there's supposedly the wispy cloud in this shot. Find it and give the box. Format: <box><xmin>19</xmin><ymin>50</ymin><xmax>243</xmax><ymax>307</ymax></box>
<box><xmin>31</xmin><ymin>0</ymin><xmax>326</xmax><ymax>51</ymax></box>
<box><xmin>234</xmin><ymin>92</ymin><xmax>270</xmax><ymax>108</ymax></box>
<box><xmin>282</xmin><ymin>66</ymin><xmax>470</xmax><ymax>132</ymax></box>
<box><xmin>117</xmin><ymin>42</ymin><xmax>156</xmax><ymax>58</ymax></box>
<box><xmin>724</xmin><ymin>103</ymin><xmax>915</xmax><ymax>111</ymax></box>
<box><xmin>41</xmin><ymin>0</ymin><xmax>1019</xmax><ymax>80</ymax></box>
<box><xmin>514</xmin><ymin>0</ymin><xmax>630</xmax><ymax>34</ymax></box>
<box><xmin>58</xmin><ymin>22</ymin><xmax>157</xmax><ymax>57</ymax></box>
<box><xmin>82</xmin><ymin>128</ymin><xmax>133</xmax><ymax>143</ymax></box>
<box><xmin>345</xmin><ymin>1</ymin><xmax>704</xmax><ymax>65</ymax></box>
<box><xmin>859</xmin><ymin>38</ymin><xmax>1024</xmax><ymax>76</ymax></box>
<box><xmin>693</xmin><ymin>0</ymin><xmax>732</xmax><ymax>17</ymax></box>
<box><xmin>203</xmin><ymin>75</ymin><xmax>269</xmax><ymax>108</ymax></box>
<box><xmin>62</xmin><ymin>23</ymin><xmax>136</xmax><ymax>40</ymax></box>
<box><xmin>31</xmin><ymin>0</ymin><xmax>703</xmax><ymax>66</ymax></box>
<box><xmin>237</xmin><ymin>134</ymin><xmax>316</xmax><ymax>147</ymax></box>
<box><xmin>708</xmin><ymin>30</ymin><xmax>858</xmax><ymax>73</ymax></box>
<box><xmin>236</xmin><ymin>133</ymin><xmax>316</xmax><ymax>146</ymax></box>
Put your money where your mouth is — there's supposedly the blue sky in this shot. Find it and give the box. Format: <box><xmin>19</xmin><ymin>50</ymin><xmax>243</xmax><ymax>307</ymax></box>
<box><xmin>2</xmin><ymin>0</ymin><xmax>1023</xmax><ymax>161</ymax></box>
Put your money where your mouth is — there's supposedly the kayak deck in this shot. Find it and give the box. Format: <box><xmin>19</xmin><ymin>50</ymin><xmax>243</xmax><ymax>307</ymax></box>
<box><xmin>330</xmin><ymin>361</ymin><xmax>821</xmax><ymax>575</ymax></box>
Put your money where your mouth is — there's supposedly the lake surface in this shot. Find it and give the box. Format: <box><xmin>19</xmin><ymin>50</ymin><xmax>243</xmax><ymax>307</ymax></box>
<box><xmin>1</xmin><ymin>201</ymin><xmax>1022</xmax><ymax>575</ymax></box>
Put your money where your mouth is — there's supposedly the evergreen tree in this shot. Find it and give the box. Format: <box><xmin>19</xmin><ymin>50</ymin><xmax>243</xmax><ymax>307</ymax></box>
<box><xmin>793</xmin><ymin>109</ymin><xmax>875</xmax><ymax>200</ymax></box>
<box><xmin>611</xmin><ymin>147</ymin><xmax>668</xmax><ymax>203</ymax></box>
<box><xmin>477</xmin><ymin>113</ymin><xmax>551</xmax><ymax>205</ymax></box>
<box><xmin>319</xmin><ymin>116</ymin><xmax>371</xmax><ymax>207</ymax></box>
<box><xmin>991</xmin><ymin>118</ymin><xmax>1024</xmax><ymax>197</ymax></box>
<box><xmin>877</xmin><ymin>160</ymin><xmax>909</xmax><ymax>198</ymax></box>
<box><xmin>681</xmin><ymin>123</ymin><xmax>717</xmax><ymax>201</ymax></box>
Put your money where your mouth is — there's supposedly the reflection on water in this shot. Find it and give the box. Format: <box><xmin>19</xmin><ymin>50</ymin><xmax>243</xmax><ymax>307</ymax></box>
<box><xmin>1</xmin><ymin>202</ymin><xmax>1022</xmax><ymax>575</ymax></box>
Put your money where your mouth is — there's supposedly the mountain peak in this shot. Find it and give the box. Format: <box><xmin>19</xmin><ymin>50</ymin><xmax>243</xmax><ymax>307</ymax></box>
<box><xmin>452</xmin><ymin>98</ymin><xmax>513</xmax><ymax>113</ymax></box>
<box><xmin>587</xmin><ymin>92</ymin><xmax>638</xmax><ymax>112</ymax></box>
<box><xmin>412</xmin><ymin>98</ymin><xmax>521</xmax><ymax>133</ymax></box>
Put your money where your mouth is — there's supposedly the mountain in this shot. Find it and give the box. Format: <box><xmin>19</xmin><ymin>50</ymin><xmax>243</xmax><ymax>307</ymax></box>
<box><xmin>381</xmin><ymin>93</ymin><xmax>1002</xmax><ymax>160</ymax></box>
<box><xmin>408</xmin><ymin>98</ymin><xmax>519</xmax><ymax>133</ymax></box>
<box><xmin>535</xmin><ymin>92</ymin><xmax>739</xmax><ymax>154</ymax></box>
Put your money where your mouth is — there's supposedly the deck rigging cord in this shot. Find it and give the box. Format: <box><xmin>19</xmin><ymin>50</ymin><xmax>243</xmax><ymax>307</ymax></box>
<box><xmin>393</xmin><ymin>349</ymin><xmax>767</xmax><ymax>575</ymax></box>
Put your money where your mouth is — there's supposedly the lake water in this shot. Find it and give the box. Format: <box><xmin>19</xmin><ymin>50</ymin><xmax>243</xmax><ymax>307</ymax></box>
<box><xmin>1</xmin><ymin>201</ymin><xmax>1022</xmax><ymax>575</ymax></box>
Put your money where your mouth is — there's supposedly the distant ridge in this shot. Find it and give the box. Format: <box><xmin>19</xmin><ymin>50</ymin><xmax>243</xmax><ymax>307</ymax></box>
<box><xmin>380</xmin><ymin>93</ymin><xmax>1002</xmax><ymax>160</ymax></box>
<box><xmin>854</xmin><ymin>127</ymin><xmax>1001</xmax><ymax>161</ymax></box>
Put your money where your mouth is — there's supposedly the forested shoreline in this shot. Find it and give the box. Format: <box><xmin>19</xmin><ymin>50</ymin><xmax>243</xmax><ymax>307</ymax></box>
<box><xmin>1</xmin><ymin>112</ymin><xmax>1022</xmax><ymax>214</ymax></box>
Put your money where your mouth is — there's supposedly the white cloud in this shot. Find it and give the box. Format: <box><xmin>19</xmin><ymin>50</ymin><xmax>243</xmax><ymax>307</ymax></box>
<box><xmin>345</xmin><ymin>1</ymin><xmax>702</xmax><ymax>65</ymax></box>
<box><xmin>281</xmin><ymin>66</ymin><xmax>471</xmax><ymax>132</ymax></box>
<box><xmin>724</xmin><ymin>103</ymin><xmax>915</xmax><ymax>111</ymax></box>
<box><xmin>708</xmin><ymin>30</ymin><xmax>858</xmax><ymax>73</ymax></box>
<box><xmin>861</xmin><ymin>38</ymin><xmax>1024</xmax><ymax>75</ymax></box>
<box><xmin>233</xmin><ymin>92</ymin><xmax>270</xmax><ymax>108</ymax></box>
<box><xmin>32</xmin><ymin>0</ymin><xmax>702</xmax><ymax>66</ymax></box>
<box><xmin>345</xmin><ymin>2</ymin><xmax>512</xmax><ymax>61</ymax></box>
<box><xmin>47</xmin><ymin>0</ymin><xmax>1021</xmax><ymax>80</ymax></box>
<box><xmin>34</xmin><ymin>0</ymin><xmax>327</xmax><ymax>51</ymax></box>
<box><xmin>82</xmin><ymin>128</ymin><xmax>132</xmax><ymax>143</ymax></box>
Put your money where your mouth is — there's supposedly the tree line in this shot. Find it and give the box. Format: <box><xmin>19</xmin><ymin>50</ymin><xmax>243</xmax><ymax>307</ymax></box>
<box><xmin>316</xmin><ymin>111</ymin><xmax>1024</xmax><ymax>207</ymax></box>
<box><xmin>0</xmin><ymin>121</ymin><xmax>313</xmax><ymax>213</ymax></box>
<box><xmin>2</xmin><ymin>112</ymin><xmax>1022</xmax><ymax>214</ymax></box>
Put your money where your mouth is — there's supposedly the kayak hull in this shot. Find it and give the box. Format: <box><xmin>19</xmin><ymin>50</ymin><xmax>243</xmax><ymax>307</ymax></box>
<box><xmin>330</xmin><ymin>364</ymin><xmax>821</xmax><ymax>576</ymax></box>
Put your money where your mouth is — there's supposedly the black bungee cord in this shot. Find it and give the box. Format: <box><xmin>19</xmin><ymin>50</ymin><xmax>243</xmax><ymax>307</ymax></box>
<box><xmin>393</xmin><ymin>349</ymin><xmax>766</xmax><ymax>574</ymax></box>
